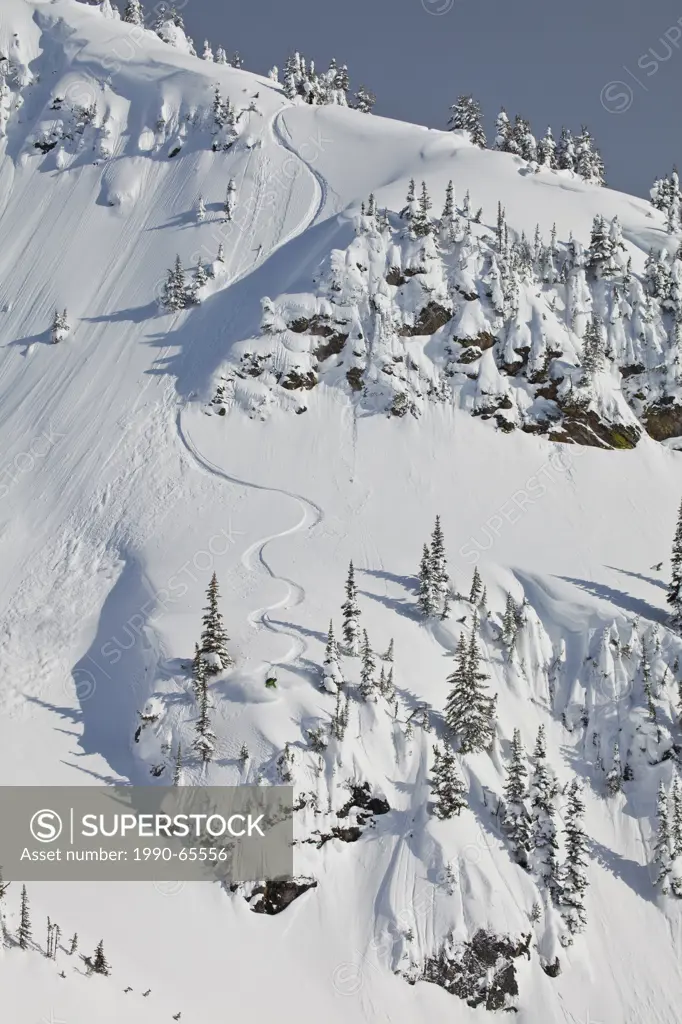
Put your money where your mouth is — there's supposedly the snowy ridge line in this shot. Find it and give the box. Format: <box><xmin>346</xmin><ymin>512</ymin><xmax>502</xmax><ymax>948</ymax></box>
<box><xmin>177</xmin><ymin>409</ymin><xmax>323</xmax><ymax>673</ymax></box>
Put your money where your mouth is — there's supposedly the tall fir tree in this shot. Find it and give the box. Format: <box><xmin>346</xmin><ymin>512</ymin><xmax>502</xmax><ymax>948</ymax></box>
<box><xmin>469</xmin><ymin>566</ymin><xmax>483</xmax><ymax>605</ymax></box>
<box><xmin>431</xmin><ymin>743</ymin><xmax>467</xmax><ymax>818</ymax></box>
<box><xmin>529</xmin><ymin>725</ymin><xmax>560</xmax><ymax>899</ymax></box>
<box><xmin>561</xmin><ymin>779</ymin><xmax>590</xmax><ymax>935</ymax></box>
<box><xmin>429</xmin><ymin>516</ymin><xmax>449</xmax><ymax>613</ymax></box>
<box><xmin>321</xmin><ymin>620</ymin><xmax>344</xmax><ymax>690</ymax></box>
<box><xmin>359</xmin><ymin>630</ymin><xmax>377</xmax><ymax>700</ymax></box>
<box><xmin>667</xmin><ymin>498</ymin><xmax>682</xmax><ymax>626</ymax></box>
<box><xmin>418</xmin><ymin>543</ymin><xmax>435</xmax><ymax>616</ymax></box>
<box><xmin>193</xmin><ymin>657</ymin><xmax>216</xmax><ymax>764</ymax></box>
<box><xmin>200</xmin><ymin>572</ymin><xmax>231</xmax><ymax>673</ymax></box>
<box><xmin>503</xmin><ymin>728</ymin><xmax>531</xmax><ymax>868</ymax></box>
<box><xmin>93</xmin><ymin>940</ymin><xmax>110</xmax><ymax>976</ymax></box>
<box><xmin>445</xmin><ymin>616</ymin><xmax>496</xmax><ymax>754</ymax></box>
<box><xmin>341</xmin><ymin>561</ymin><xmax>361</xmax><ymax>654</ymax></box>
<box><xmin>19</xmin><ymin>884</ymin><xmax>31</xmax><ymax>949</ymax></box>
<box><xmin>653</xmin><ymin>780</ymin><xmax>674</xmax><ymax>894</ymax></box>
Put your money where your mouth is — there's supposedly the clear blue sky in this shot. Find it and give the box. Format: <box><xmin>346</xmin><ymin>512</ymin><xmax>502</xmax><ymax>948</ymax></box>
<box><xmin>180</xmin><ymin>0</ymin><xmax>682</xmax><ymax>199</ymax></box>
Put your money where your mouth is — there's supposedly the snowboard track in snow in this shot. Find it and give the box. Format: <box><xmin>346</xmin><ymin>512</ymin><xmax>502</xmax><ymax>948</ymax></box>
<box><xmin>177</xmin><ymin>411</ymin><xmax>324</xmax><ymax>674</ymax></box>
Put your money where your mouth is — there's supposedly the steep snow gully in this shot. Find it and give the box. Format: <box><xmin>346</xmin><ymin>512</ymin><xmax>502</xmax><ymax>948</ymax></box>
<box><xmin>178</xmin><ymin>110</ymin><xmax>326</xmax><ymax>678</ymax></box>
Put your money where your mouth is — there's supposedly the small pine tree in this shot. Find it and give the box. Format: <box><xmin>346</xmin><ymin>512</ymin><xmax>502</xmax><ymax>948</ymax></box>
<box><xmin>383</xmin><ymin>638</ymin><xmax>394</xmax><ymax>662</ymax></box>
<box><xmin>561</xmin><ymin>779</ymin><xmax>590</xmax><ymax>935</ymax></box>
<box><xmin>503</xmin><ymin>729</ymin><xmax>531</xmax><ymax>868</ymax></box>
<box><xmin>196</xmin><ymin>194</ymin><xmax>206</xmax><ymax>222</ymax></box>
<box><xmin>19</xmin><ymin>885</ymin><xmax>31</xmax><ymax>949</ymax></box>
<box><xmin>354</xmin><ymin>85</ymin><xmax>376</xmax><ymax>113</ymax></box>
<box><xmin>51</xmin><ymin>308</ymin><xmax>70</xmax><ymax>344</ymax></box>
<box><xmin>200</xmin><ymin>572</ymin><xmax>231</xmax><ymax>673</ymax></box>
<box><xmin>341</xmin><ymin>561</ymin><xmax>361</xmax><ymax>654</ymax></box>
<box><xmin>92</xmin><ymin>940</ymin><xmax>110</xmax><ymax>976</ymax></box>
<box><xmin>411</xmin><ymin>181</ymin><xmax>433</xmax><ymax>238</ymax></box>
<box><xmin>69</xmin><ymin>933</ymin><xmax>78</xmax><ymax>955</ymax></box>
<box><xmin>431</xmin><ymin>743</ymin><xmax>467</xmax><ymax>818</ymax></box>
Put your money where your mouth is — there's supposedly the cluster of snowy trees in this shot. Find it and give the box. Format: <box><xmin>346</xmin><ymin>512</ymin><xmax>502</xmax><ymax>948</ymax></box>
<box><xmin>0</xmin><ymin>881</ymin><xmax>108</xmax><ymax>973</ymax></box>
<box><xmin>501</xmin><ymin>728</ymin><xmax>589</xmax><ymax>939</ymax></box>
<box><xmin>448</xmin><ymin>95</ymin><xmax>605</xmax><ymax>186</ymax></box>
<box><xmin>280</xmin><ymin>53</ymin><xmax>374</xmax><ymax>112</ymax></box>
<box><xmin>653</xmin><ymin>777</ymin><xmax>682</xmax><ymax>896</ymax></box>
<box><xmin>318</xmin><ymin>562</ymin><xmax>397</xmax><ymax>740</ymax></box>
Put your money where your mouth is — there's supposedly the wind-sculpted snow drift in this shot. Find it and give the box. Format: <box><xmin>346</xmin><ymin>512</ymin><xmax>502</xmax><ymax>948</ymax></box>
<box><xmin>1</xmin><ymin>2</ymin><xmax>682</xmax><ymax>1023</ymax></box>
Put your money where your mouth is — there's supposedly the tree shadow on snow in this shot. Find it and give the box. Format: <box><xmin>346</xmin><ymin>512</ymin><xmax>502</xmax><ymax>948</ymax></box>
<box><xmin>555</xmin><ymin>575</ymin><xmax>667</xmax><ymax>625</ymax></box>
<box><xmin>359</xmin><ymin>589</ymin><xmax>421</xmax><ymax>621</ymax></box>
<box><xmin>588</xmin><ymin>837</ymin><xmax>656</xmax><ymax>904</ymax></box>
<box><xmin>359</xmin><ymin>568</ymin><xmax>419</xmax><ymax>594</ymax></box>
<box><xmin>81</xmin><ymin>301</ymin><xmax>160</xmax><ymax>326</ymax></box>
<box><xmin>605</xmin><ymin>565</ymin><xmax>668</xmax><ymax>593</ymax></box>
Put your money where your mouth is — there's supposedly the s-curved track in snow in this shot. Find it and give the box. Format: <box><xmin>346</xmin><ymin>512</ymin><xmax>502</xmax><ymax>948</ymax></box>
<box><xmin>175</xmin><ymin>104</ymin><xmax>331</xmax><ymax>675</ymax></box>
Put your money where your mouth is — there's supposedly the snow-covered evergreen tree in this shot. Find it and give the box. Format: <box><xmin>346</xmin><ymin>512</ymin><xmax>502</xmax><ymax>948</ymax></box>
<box><xmin>92</xmin><ymin>940</ymin><xmax>110</xmax><ymax>976</ymax></box>
<box><xmin>501</xmin><ymin>593</ymin><xmax>518</xmax><ymax>653</ymax></box>
<box><xmin>445</xmin><ymin>617</ymin><xmax>497</xmax><ymax>754</ymax></box>
<box><xmin>431</xmin><ymin>743</ymin><xmax>467</xmax><ymax>818</ymax></box>
<box><xmin>605</xmin><ymin>739</ymin><xmax>623</xmax><ymax>796</ymax></box>
<box><xmin>503</xmin><ymin>728</ymin><xmax>531</xmax><ymax>868</ymax></box>
<box><xmin>341</xmin><ymin>561</ymin><xmax>361</xmax><ymax>654</ymax></box>
<box><xmin>469</xmin><ymin>566</ymin><xmax>483</xmax><ymax>605</ymax></box>
<box><xmin>193</xmin><ymin>657</ymin><xmax>215</xmax><ymax>764</ymax></box>
<box><xmin>359</xmin><ymin>629</ymin><xmax>377</xmax><ymax>700</ymax></box>
<box><xmin>556</xmin><ymin>127</ymin><xmax>576</xmax><ymax>172</ymax></box>
<box><xmin>201</xmin><ymin>40</ymin><xmax>213</xmax><ymax>61</ymax></box>
<box><xmin>429</xmin><ymin>516</ymin><xmax>449</xmax><ymax>613</ymax></box>
<box><xmin>224</xmin><ymin>178</ymin><xmax>237</xmax><ymax>220</ymax></box>
<box><xmin>654</xmin><ymin>780</ymin><xmax>674</xmax><ymax>894</ymax></box>
<box><xmin>418</xmin><ymin>543</ymin><xmax>435</xmax><ymax>616</ymax></box>
<box><xmin>172</xmin><ymin>742</ymin><xmax>182</xmax><ymax>785</ymax></box>
<box><xmin>51</xmin><ymin>308</ymin><xmax>70</xmax><ymax>344</ymax></box>
<box><xmin>161</xmin><ymin>255</ymin><xmax>188</xmax><ymax>311</ymax></box>
<box><xmin>196</xmin><ymin>194</ymin><xmax>206</xmax><ymax>222</ymax></box>
<box><xmin>667</xmin><ymin>498</ymin><xmax>682</xmax><ymax>627</ymax></box>
<box><xmin>494</xmin><ymin>108</ymin><xmax>512</xmax><ymax>151</ymax></box>
<box><xmin>537</xmin><ymin>126</ymin><xmax>556</xmax><ymax>168</ymax></box>
<box><xmin>199</xmin><ymin>572</ymin><xmax>231</xmax><ymax>673</ymax></box>
<box><xmin>321</xmin><ymin>620</ymin><xmax>344</xmax><ymax>691</ymax></box>
<box><xmin>354</xmin><ymin>85</ymin><xmax>376</xmax><ymax>113</ymax></box>
<box><xmin>561</xmin><ymin>779</ymin><xmax>590</xmax><ymax>936</ymax></box>
<box><xmin>19</xmin><ymin>884</ymin><xmax>31</xmax><ymax>949</ymax></box>
<box><xmin>122</xmin><ymin>0</ymin><xmax>143</xmax><ymax>24</ymax></box>
<box><xmin>529</xmin><ymin>725</ymin><xmax>560</xmax><ymax>898</ymax></box>
<box><xmin>215</xmin><ymin>45</ymin><xmax>228</xmax><ymax>65</ymax></box>
<box><xmin>448</xmin><ymin>95</ymin><xmax>486</xmax><ymax>148</ymax></box>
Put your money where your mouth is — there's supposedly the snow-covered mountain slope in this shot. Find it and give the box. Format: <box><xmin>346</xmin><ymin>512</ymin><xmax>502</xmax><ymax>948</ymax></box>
<box><xmin>2</xmin><ymin>2</ymin><xmax>682</xmax><ymax>1022</ymax></box>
